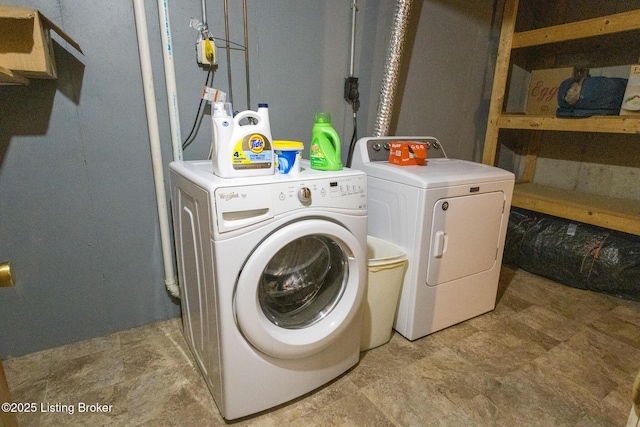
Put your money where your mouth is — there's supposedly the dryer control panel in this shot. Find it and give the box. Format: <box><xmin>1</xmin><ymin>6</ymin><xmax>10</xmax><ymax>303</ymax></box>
<box><xmin>352</xmin><ymin>136</ymin><xmax>447</xmax><ymax>164</ymax></box>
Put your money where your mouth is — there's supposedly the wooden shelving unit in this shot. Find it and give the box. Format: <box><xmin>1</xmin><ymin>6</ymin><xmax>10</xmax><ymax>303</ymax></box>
<box><xmin>483</xmin><ymin>0</ymin><xmax>640</xmax><ymax>236</ymax></box>
<box><xmin>512</xmin><ymin>183</ymin><xmax>640</xmax><ymax>234</ymax></box>
<box><xmin>511</xmin><ymin>9</ymin><xmax>640</xmax><ymax>49</ymax></box>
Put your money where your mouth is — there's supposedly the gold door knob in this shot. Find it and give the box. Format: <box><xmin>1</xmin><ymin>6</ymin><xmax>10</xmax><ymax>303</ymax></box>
<box><xmin>0</xmin><ymin>263</ymin><xmax>13</xmax><ymax>287</ymax></box>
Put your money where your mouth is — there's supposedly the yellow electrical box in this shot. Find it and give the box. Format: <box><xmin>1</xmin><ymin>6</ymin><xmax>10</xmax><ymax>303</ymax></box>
<box><xmin>0</xmin><ymin>5</ymin><xmax>82</xmax><ymax>81</ymax></box>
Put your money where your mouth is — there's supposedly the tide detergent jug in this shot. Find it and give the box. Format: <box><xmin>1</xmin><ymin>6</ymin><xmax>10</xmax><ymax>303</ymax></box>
<box><xmin>310</xmin><ymin>112</ymin><xmax>343</xmax><ymax>171</ymax></box>
<box><xmin>212</xmin><ymin>102</ymin><xmax>274</xmax><ymax>178</ymax></box>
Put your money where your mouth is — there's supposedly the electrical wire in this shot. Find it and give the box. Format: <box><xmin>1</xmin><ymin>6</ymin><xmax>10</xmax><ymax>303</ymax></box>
<box><xmin>207</xmin><ymin>136</ymin><xmax>214</xmax><ymax>160</ymax></box>
<box><xmin>346</xmin><ymin>107</ymin><xmax>358</xmax><ymax>167</ymax></box>
<box><xmin>182</xmin><ymin>62</ymin><xmax>214</xmax><ymax>151</ymax></box>
<box><xmin>213</xmin><ymin>38</ymin><xmax>245</xmax><ymax>50</ymax></box>
<box><xmin>180</xmin><ymin>35</ymin><xmax>243</xmax><ymax>154</ymax></box>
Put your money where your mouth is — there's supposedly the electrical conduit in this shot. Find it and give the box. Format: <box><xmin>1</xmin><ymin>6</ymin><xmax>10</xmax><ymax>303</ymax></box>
<box><xmin>132</xmin><ymin>0</ymin><xmax>180</xmax><ymax>298</ymax></box>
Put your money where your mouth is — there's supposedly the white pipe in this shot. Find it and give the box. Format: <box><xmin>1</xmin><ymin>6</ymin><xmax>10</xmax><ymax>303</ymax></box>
<box><xmin>201</xmin><ymin>0</ymin><xmax>208</xmax><ymax>30</ymax></box>
<box><xmin>157</xmin><ymin>0</ymin><xmax>182</xmax><ymax>161</ymax></box>
<box><xmin>243</xmin><ymin>0</ymin><xmax>251</xmax><ymax>110</ymax></box>
<box><xmin>223</xmin><ymin>0</ymin><xmax>234</xmax><ymax>104</ymax></box>
<box><xmin>133</xmin><ymin>0</ymin><xmax>180</xmax><ymax>298</ymax></box>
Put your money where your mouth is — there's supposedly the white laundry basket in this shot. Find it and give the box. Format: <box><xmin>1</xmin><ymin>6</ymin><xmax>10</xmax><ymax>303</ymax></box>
<box><xmin>361</xmin><ymin>236</ymin><xmax>408</xmax><ymax>351</ymax></box>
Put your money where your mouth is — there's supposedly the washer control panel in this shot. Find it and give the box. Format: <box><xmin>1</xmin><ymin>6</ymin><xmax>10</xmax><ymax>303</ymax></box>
<box><xmin>213</xmin><ymin>173</ymin><xmax>367</xmax><ymax>233</ymax></box>
<box><xmin>274</xmin><ymin>174</ymin><xmax>367</xmax><ymax>212</ymax></box>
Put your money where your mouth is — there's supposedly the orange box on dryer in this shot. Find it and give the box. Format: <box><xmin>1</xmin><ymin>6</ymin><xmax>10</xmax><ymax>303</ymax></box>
<box><xmin>389</xmin><ymin>141</ymin><xmax>427</xmax><ymax>166</ymax></box>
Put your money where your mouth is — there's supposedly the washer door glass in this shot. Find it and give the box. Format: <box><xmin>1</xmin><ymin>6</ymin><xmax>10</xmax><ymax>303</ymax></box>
<box><xmin>234</xmin><ymin>219</ymin><xmax>365</xmax><ymax>359</ymax></box>
<box><xmin>259</xmin><ymin>235</ymin><xmax>347</xmax><ymax>329</ymax></box>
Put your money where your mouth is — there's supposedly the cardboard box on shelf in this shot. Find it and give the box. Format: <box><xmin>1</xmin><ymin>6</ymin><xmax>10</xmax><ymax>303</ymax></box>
<box><xmin>526</xmin><ymin>67</ymin><xmax>574</xmax><ymax>115</ymax></box>
<box><xmin>620</xmin><ymin>65</ymin><xmax>640</xmax><ymax>116</ymax></box>
<box><xmin>389</xmin><ymin>141</ymin><xmax>427</xmax><ymax>166</ymax></box>
<box><xmin>0</xmin><ymin>5</ymin><xmax>82</xmax><ymax>80</ymax></box>
<box><xmin>0</xmin><ymin>64</ymin><xmax>29</xmax><ymax>85</ymax></box>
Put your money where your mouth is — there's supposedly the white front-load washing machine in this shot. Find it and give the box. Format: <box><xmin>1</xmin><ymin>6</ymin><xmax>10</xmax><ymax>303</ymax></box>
<box><xmin>169</xmin><ymin>160</ymin><xmax>367</xmax><ymax>420</ymax></box>
<box><xmin>351</xmin><ymin>136</ymin><xmax>514</xmax><ymax>341</ymax></box>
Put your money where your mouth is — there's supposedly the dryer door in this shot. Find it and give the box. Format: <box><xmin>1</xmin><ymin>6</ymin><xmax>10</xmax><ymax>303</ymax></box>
<box><xmin>234</xmin><ymin>219</ymin><xmax>365</xmax><ymax>359</ymax></box>
<box><xmin>427</xmin><ymin>191</ymin><xmax>505</xmax><ymax>286</ymax></box>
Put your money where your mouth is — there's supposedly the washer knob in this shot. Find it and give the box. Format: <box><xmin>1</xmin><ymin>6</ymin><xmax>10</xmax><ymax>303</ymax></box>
<box><xmin>298</xmin><ymin>187</ymin><xmax>311</xmax><ymax>205</ymax></box>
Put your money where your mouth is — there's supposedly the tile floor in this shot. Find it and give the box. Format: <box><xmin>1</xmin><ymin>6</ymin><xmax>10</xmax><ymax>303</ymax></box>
<box><xmin>4</xmin><ymin>266</ymin><xmax>640</xmax><ymax>426</ymax></box>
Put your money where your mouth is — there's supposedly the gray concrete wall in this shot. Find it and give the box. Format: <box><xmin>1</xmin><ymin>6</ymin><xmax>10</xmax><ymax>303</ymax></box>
<box><xmin>392</xmin><ymin>0</ymin><xmax>498</xmax><ymax>161</ymax></box>
<box><xmin>0</xmin><ymin>0</ymin><xmax>499</xmax><ymax>357</ymax></box>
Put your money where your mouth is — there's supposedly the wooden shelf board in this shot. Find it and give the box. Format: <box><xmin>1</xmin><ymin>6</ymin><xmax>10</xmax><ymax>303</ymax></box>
<box><xmin>510</xmin><ymin>34</ymin><xmax>640</xmax><ymax>71</ymax></box>
<box><xmin>512</xmin><ymin>183</ymin><xmax>640</xmax><ymax>235</ymax></box>
<box><xmin>512</xmin><ymin>9</ymin><xmax>640</xmax><ymax>48</ymax></box>
<box><xmin>497</xmin><ymin>114</ymin><xmax>640</xmax><ymax>134</ymax></box>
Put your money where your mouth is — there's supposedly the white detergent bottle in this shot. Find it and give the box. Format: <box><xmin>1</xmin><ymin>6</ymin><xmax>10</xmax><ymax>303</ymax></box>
<box><xmin>211</xmin><ymin>102</ymin><xmax>274</xmax><ymax>178</ymax></box>
<box><xmin>211</xmin><ymin>102</ymin><xmax>234</xmax><ymax>176</ymax></box>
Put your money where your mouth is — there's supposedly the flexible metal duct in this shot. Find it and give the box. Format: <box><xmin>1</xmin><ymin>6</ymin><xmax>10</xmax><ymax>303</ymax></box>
<box><xmin>373</xmin><ymin>0</ymin><xmax>413</xmax><ymax>137</ymax></box>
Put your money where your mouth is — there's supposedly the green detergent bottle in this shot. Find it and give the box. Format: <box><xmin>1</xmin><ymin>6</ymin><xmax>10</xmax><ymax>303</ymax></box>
<box><xmin>310</xmin><ymin>112</ymin><xmax>343</xmax><ymax>170</ymax></box>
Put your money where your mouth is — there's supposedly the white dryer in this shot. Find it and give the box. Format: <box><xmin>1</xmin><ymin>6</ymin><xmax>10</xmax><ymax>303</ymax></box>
<box><xmin>351</xmin><ymin>136</ymin><xmax>514</xmax><ymax>341</ymax></box>
<box><xmin>169</xmin><ymin>160</ymin><xmax>367</xmax><ymax>420</ymax></box>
